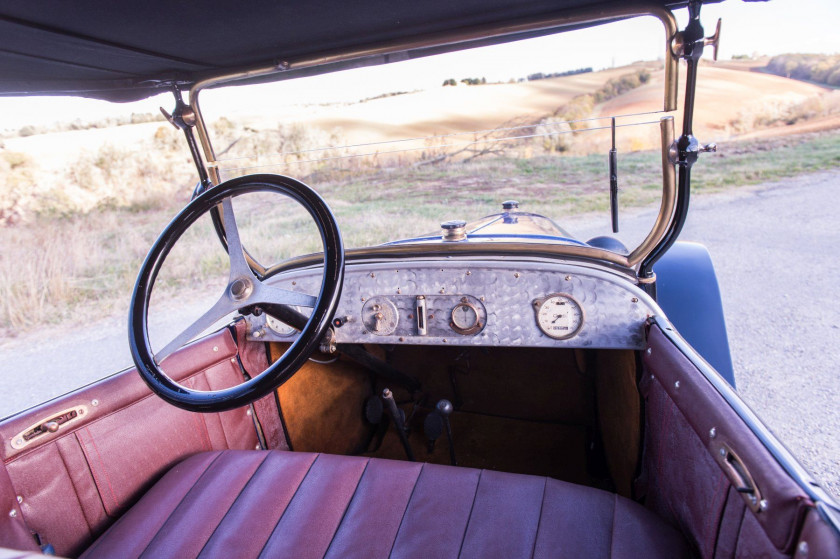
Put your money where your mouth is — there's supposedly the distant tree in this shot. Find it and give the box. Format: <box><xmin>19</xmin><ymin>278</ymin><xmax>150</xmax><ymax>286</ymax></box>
<box><xmin>525</xmin><ymin>68</ymin><xmax>592</xmax><ymax>82</ymax></box>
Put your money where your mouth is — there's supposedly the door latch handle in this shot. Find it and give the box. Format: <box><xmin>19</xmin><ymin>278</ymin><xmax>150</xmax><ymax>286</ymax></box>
<box><xmin>10</xmin><ymin>406</ymin><xmax>88</xmax><ymax>450</ymax></box>
<box><xmin>716</xmin><ymin>442</ymin><xmax>766</xmax><ymax>513</ymax></box>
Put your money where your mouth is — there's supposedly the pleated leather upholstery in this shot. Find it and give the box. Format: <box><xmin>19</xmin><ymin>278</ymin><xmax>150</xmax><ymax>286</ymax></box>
<box><xmin>81</xmin><ymin>450</ymin><xmax>690</xmax><ymax>559</ymax></box>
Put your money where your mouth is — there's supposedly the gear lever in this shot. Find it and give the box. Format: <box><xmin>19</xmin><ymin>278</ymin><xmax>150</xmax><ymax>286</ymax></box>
<box><xmin>436</xmin><ymin>399</ymin><xmax>457</xmax><ymax>466</ymax></box>
<box><xmin>382</xmin><ymin>388</ymin><xmax>414</xmax><ymax>461</ymax></box>
<box><xmin>423</xmin><ymin>399</ymin><xmax>457</xmax><ymax>466</ymax></box>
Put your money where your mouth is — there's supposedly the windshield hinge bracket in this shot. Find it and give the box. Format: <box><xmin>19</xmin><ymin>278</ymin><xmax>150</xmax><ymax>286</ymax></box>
<box><xmin>670</xmin><ymin>1</ymin><xmax>721</xmax><ymax>62</ymax></box>
<box><xmin>161</xmin><ymin>85</ymin><xmax>212</xmax><ymax>191</ymax></box>
<box><xmin>668</xmin><ymin>136</ymin><xmax>717</xmax><ymax>168</ymax></box>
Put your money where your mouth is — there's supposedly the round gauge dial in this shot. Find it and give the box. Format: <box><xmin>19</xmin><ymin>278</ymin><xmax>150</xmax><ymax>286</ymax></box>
<box><xmin>534</xmin><ymin>293</ymin><xmax>584</xmax><ymax>340</ymax></box>
<box><xmin>362</xmin><ymin>296</ymin><xmax>399</xmax><ymax>336</ymax></box>
<box><xmin>265</xmin><ymin>306</ymin><xmax>307</xmax><ymax>336</ymax></box>
<box><xmin>450</xmin><ymin>302</ymin><xmax>482</xmax><ymax>335</ymax></box>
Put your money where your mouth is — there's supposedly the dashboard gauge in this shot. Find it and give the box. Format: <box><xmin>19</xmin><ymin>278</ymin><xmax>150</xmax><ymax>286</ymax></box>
<box><xmin>265</xmin><ymin>307</ymin><xmax>306</xmax><ymax>336</ymax></box>
<box><xmin>450</xmin><ymin>301</ymin><xmax>483</xmax><ymax>335</ymax></box>
<box><xmin>534</xmin><ymin>293</ymin><xmax>584</xmax><ymax>340</ymax></box>
<box><xmin>362</xmin><ymin>296</ymin><xmax>399</xmax><ymax>336</ymax></box>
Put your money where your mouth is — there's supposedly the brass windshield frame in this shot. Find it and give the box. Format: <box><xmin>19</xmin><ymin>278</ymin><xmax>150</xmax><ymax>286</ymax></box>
<box><xmin>187</xmin><ymin>4</ymin><xmax>679</xmax><ymax>272</ymax></box>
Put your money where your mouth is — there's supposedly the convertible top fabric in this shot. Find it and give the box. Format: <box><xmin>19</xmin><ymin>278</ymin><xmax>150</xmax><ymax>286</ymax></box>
<box><xmin>0</xmin><ymin>0</ymin><xmax>727</xmax><ymax>102</ymax></box>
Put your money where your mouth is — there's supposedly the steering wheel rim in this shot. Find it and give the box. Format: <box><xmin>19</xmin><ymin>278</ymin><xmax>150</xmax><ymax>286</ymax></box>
<box><xmin>129</xmin><ymin>174</ymin><xmax>344</xmax><ymax>412</ymax></box>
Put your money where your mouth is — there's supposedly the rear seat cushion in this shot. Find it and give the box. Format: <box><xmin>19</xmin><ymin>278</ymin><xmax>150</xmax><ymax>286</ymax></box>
<box><xmin>81</xmin><ymin>450</ymin><xmax>689</xmax><ymax>559</ymax></box>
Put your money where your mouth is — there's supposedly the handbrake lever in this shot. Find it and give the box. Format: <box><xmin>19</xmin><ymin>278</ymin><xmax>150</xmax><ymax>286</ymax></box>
<box><xmin>382</xmin><ymin>388</ymin><xmax>414</xmax><ymax>461</ymax></box>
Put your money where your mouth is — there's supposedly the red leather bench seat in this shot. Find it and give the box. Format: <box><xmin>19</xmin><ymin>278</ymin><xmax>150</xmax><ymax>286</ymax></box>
<box><xmin>81</xmin><ymin>450</ymin><xmax>690</xmax><ymax>559</ymax></box>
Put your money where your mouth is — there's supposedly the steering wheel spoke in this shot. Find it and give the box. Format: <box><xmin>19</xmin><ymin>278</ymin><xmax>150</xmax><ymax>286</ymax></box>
<box><xmin>220</xmin><ymin>197</ymin><xmax>255</xmax><ymax>281</ymax></box>
<box><xmin>255</xmin><ymin>283</ymin><xmax>317</xmax><ymax>308</ymax></box>
<box><xmin>154</xmin><ymin>295</ymin><xmax>239</xmax><ymax>365</ymax></box>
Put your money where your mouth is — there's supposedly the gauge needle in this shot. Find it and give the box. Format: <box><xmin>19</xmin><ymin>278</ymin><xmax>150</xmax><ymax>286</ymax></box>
<box><xmin>552</xmin><ymin>314</ymin><xmax>564</xmax><ymax>323</ymax></box>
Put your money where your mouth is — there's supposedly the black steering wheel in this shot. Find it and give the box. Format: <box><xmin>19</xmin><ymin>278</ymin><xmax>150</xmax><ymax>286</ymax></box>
<box><xmin>129</xmin><ymin>174</ymin><xmax>344</xmax><ymax>412</ymax></box>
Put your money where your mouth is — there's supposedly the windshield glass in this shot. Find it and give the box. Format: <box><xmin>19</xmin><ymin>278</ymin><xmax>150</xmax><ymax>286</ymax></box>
<box><xmin>200</xmin><ymin>17</ymin><xmax>672</xmax><ymax>256</ymax></box>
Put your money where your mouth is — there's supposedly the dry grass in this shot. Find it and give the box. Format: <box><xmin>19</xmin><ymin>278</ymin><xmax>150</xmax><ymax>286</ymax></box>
<box><xmin>0</xmin><ymin>211</ymin><xmax>164</xmax><ymax>333</ymax></box>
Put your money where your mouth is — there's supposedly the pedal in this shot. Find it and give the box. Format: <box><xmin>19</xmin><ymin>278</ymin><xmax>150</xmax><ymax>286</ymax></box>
<box><xmin>423</xmin><ymin>410</ymin><xmax>444</xmax><ymax>453</ymax></box>
<box><xmin>364</xmin><ymin>395</ymin><xmax>383</xmax><ymax>424</ymax></box>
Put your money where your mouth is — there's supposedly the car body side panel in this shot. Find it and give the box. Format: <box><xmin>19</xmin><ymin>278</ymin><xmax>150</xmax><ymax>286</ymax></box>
<box><xmin>653</xmin><ymin>241</ymin><xmax>736</xmax><ymax>386</ymax></box>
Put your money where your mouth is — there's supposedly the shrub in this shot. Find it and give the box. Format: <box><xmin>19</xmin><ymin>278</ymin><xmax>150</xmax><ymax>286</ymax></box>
<box><xmin>765</xmin><ymin>54</ymin><xmax>840</xmax><ymax>86</ymax></box>
<box><xmin>593</xmin><ymin>69</ymin><xmax>650</xmax><ymax>103</ymax></box>
<box><xmin>536</xmin><ymin>118</ymin><xmax>573</xmax><ymax>152</ymax></box>
<box><xmin>18</xmin><ymin>125</ymin><xmax>39</xmax><ymax>137</ymax></box>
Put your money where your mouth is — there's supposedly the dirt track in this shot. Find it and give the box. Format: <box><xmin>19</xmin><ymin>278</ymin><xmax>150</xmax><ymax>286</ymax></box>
<box><xmin>1</xmin><ymin>169</ymin><xmax>838</xmax><ymax>499</ymax></box>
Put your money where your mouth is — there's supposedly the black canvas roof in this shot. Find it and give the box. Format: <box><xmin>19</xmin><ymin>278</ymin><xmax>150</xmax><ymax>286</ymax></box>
<box><xmin>1</xmin><ymin>0</ymin><xmax>728</xmax><ymax>102</ymax></box>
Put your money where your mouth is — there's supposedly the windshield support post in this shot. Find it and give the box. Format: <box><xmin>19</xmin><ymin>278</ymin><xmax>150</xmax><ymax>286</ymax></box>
<box><xmin>609</xmin><ymin>117</ymin><xmax>619</xmax><ymax>233</ymax></box>
<box><xmin>161</xmin><ymin>85</ymin><xmax>213</xmax><ymax>195</ymax></box>
<box><xmin>638</xmin><ymin>0</ymin><xmax>708</xmax><ymax>296</ymax></box>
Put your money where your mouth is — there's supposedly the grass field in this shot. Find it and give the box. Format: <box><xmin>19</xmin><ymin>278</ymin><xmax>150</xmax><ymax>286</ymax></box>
<box><xmin>2</xmin><ymin>128</ymin><xmax>839</xmax><ymax>337</ymax></box>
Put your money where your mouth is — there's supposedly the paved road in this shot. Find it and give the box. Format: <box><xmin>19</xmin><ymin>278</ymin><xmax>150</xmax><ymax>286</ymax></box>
<box><xmin>1</xmin><ymin>169</ymin><xmax>838</xmax><ymax>498</ymax></box>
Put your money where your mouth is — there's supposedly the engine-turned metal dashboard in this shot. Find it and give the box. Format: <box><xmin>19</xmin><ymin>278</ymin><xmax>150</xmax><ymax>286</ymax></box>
<box><xmin>245</xmin><ymin>259</ymin><xmax>659</xmax><ymax>349</ymax></box>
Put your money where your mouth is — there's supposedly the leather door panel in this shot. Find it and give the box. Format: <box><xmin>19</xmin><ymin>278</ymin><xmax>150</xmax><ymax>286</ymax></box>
<box><xmin>0</xmin><ymin>327</ymin><xmax>262</xmax><ymax>557</ymax></box>
<box><xmin>642</xmin><ymin>324</ymin><xmax>813</xmax><ymax>558</ymax></box>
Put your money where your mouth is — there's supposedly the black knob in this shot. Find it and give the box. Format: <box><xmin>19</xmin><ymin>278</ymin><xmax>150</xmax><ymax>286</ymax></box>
<box><xmin>440</xmin><ymin>220</ymin><xmax>466</xmax><ymax>230</ymax></box>
<box><xmin>436</xmin><ymin>399</ymin><xmax>453</xmax><ymax>416</ymax></box>
<box><xmin>502</xmin><ymin>200</ymin><xmax>519</xmax><ymax>210</ymax></box>
<box><xmin>434</xmin><ymin>399</ymin><xmax>457</xmax><ymax>466</ymax></box>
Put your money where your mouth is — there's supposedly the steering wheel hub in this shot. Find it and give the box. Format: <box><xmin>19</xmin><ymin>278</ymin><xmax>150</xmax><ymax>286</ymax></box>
<box><xmin>229</xmin><ymin>277</ymin><xmax>253</xmax><ymax>301</ymax></box>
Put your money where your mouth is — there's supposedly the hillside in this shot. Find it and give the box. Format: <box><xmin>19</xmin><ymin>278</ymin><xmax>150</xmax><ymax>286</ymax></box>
<box><xmin>594</xmin><ymin>63</ymin><xmax>831</xmax><ymax>150</ymax></box>
<box><xmin>5</xmin><ymin>60</ymin><xmax>832</xmax><ymax>160</ymax></box>
<box><xmin>1</xmin><ymin>60</ymin><xmax>837</xmax><ymax>222</ymax></box>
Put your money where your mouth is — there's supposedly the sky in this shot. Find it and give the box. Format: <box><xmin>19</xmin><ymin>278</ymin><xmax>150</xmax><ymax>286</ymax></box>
<box><xmin>0</xmin><ymin>0</ymin><xmax>837</xmax><ymax>131</ymax></box>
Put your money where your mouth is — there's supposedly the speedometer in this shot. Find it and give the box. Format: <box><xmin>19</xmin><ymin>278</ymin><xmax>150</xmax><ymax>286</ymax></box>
<box><xmin>534</xmin><ymin>293</ymin><xmax>584</xmax><ymax>340</ymax></box>
<box><xmin>265</xmin><ymin>314</ymin><xmax>297</xmax><ymax>336</ymax></box>
<box><xmin>265</xmin><ymin>306</ymin><xmax>308</xmax><ymax>336</ymax></box>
